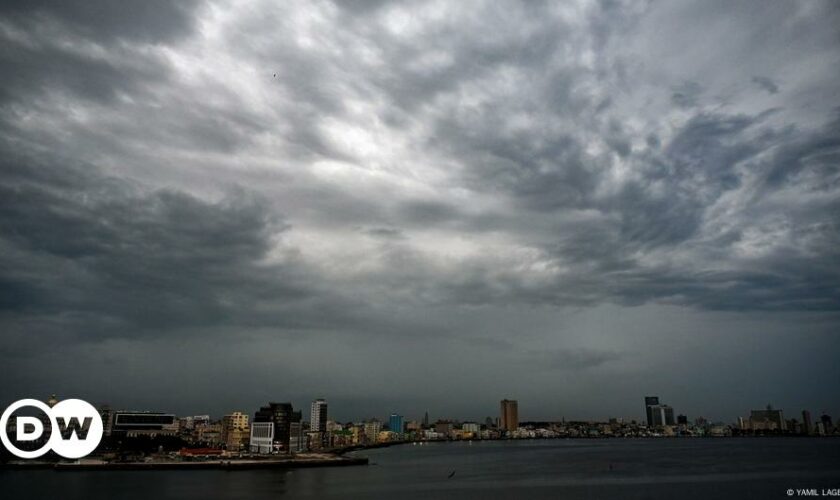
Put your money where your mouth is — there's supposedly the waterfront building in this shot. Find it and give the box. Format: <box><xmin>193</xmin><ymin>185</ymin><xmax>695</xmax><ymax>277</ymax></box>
<box><xmin>389</xmin><ymin>413</ymin><xmax>404</xmax><ymax>436</ymax></box>
<box><xmin>802</xmin><ymin>410</ymin><xmax>812</xmax><ymax>435</ymax></box>
<box><xmin>749</xmin><ymin>405</ymin><xmax>785</xmax><ymax>431</ymax></box>
<box><xmin>309</xmin><ymin>399</ymin><xmax>328</xmax><ymax>449</ymax></box>
<box><xmin>289</xmin><ymin>420</ymin><xmax>305</xmax><ymax>452</ymax></box>
<box><xmin>350</xmin><ymin>424</ymin><xmax>364</xmax><ymax>444</ymax></box>
<box><xmin>364</xmin><ymin>419</ymin><xmax>382</xmax><ymax>443</ymax></box>
<box><xmin>249</xmin><ymin>422</ymin><xmax>274</xmax><ymax>454</ymax></box>
<box><xmin>252</xmin><ymin>402</ymin><xmax>301</xmax><ymax>453</ymax></box>
<box><xmin>435</xmin><ymin>420</ymin><xmax>454</xmax><ymax>436</ymax></box>
<box><xmin>194</xmin><ymin>421</ymin><xmax>222</xmax><ymax>445</ymax></box>
<box><xmin>500</xmin><ymin>399</ymin><xmax>519</xmax><ymax>432</ymax></box>
<box><xmin>644</xmin><ymin>396</ymin><xmax>659</xmax><ymax>426</ymax></box>
<box><xmin>820</xmin><ymin>414</ymin><xmax>833</xmax><ymax>434</ymax></box>
<box><xmin>221</xmin><ymin>412</ymin><xmax>249</xmax><ymax>451</ymax></box>
<box><xmin>645</xmin><ymin>396</ymin><xmax>675</xmax><ymax>427</ymax></box>
<box><xmin>651</xmin><ymin>406</ymin><xmax>675</xmax><ymax>427</ymax></box>
<box><xmin>462</xmin><ymin>422</ymin><xmax>480</xmax><ymax>433</ymax></box>
<box><xmin>310</xmin><ymin>399</ymin><xmax>328</xmax><ymax>433</ymax></box>
<box><xmin>110</xmin><ymin>411</ymin><xmax>178</xmax><ymax>437</ymax></box>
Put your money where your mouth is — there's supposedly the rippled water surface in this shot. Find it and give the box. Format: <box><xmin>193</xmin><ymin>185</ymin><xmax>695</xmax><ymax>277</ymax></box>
<box><xmin>4</xmin><ymin>438</ymin><xmax>839</xmax><ymax>499</ymax></box>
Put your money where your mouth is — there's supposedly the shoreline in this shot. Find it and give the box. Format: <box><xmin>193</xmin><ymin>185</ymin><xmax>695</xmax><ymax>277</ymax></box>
<box><xmin>2</xmin><ymin>456</ymin><xmax>368</xmax><ymax>471</ymax></box>
<box><xmin>335</xmin><ymin>433</ymin><xmax>836</xmax><ymax>455</ymax></box>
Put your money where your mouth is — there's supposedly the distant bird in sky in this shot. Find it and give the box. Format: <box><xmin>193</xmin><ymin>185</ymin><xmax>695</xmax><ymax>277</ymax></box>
<box><xmin>273</xmin><ymin>73</ymin><xmax>276</xmax><ymax>77</ymax></box>
<box><xmin>448</xmin><ymin>470</ymin><xmax>456</xmax><ymax>479</ymax></box>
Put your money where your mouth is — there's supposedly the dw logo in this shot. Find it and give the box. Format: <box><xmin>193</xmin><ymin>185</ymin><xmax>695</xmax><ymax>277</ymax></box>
<box><xmin>0</xmin><ymin>398</ymin><xmax>103</xmax><ymax>459</ymax></box>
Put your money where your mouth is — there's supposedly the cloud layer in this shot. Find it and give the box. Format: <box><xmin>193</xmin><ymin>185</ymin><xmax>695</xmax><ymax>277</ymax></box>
<box><xmin>1</xmin><ymin>0</ymin><xmax>838</xmax><ymax>421</ymax></box>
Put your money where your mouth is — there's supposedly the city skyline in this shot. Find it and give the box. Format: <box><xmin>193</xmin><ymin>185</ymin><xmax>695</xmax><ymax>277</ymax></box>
<box><xmin>34</xmin><ymin>391</ymin><xmax>835</xmax><ymax>429</ymax></box>
<box><xmin>1</xmin><ymin>0</ymin><xmax>839</xmax><ymax>423</ymax></box>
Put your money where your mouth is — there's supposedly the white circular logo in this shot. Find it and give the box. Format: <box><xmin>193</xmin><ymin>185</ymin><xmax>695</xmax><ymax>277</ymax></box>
<box><xmin>0</xmin><ymin>398</ymin><xmax>103</xmax><ymax>459</ymax></box>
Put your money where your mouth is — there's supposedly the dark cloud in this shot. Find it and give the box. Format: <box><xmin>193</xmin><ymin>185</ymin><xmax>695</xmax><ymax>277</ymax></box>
<box><xmin>0</xmin><ymin>0</ymin><xmax>838</xmax><ymax>421</ymax></box>
<box><xmin>364</xmin><ymin>227</ymin><xmax>405</xmax><ymax>240</ymax></box>
<box><xmin>525</xmin><ymin>348</ymin><xmax>622</xmax><ymax>371</ymax></box>
<box><xmin>0</xmin><ymin>151</ymin><xmax>341</xmax><ymax>347</ymax></box>
<box><xmin>671</xmin><ymin>81</ymin><xmax>703</xmax><ymax>108</ymax></box>
<box><xmin>0</xmin><ymin>1</ymin><xmax>205</xmax><ymax>43</ymax></box>
<box><xmin>752</xmin><ymin>76</ymin><xmax>779</xmax><ymax>94</ymax></box>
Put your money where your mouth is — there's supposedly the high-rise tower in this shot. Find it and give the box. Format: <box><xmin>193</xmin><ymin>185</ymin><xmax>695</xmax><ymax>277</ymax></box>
<box><xmin>500</xmin><ymin>399</ymin><xmax>518</xmax><ymax>432</ymax></box>
<box><xmin>310</xmin><ymin>399</ymin><xmax>328</xmax><ymax>433</ymax></box>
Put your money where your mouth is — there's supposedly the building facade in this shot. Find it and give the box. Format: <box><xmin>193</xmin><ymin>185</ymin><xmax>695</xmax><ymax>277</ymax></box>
<box><xmin>364</xmin><ymin>419</ymin><xmax>381</xmax><ymax>443</ymax></box>
<box><xmin>310</xmin><ymin>399</ymin><xmax>328</xmax><ymax>433</ymax></box>
<box><xmin>500</xmin><ymin>399</ymin><xmax>519</xmax><ymax>432</ymax></box>
<box><xmin>249</xmin><ymin>422</ymin><xmax>274</xmax><ymax>454</ymax></box>
<box><xmin>221</xmin><ymin>412</ymin><xmax>250</xmax><ymax>451</ymax></box>
<box><xmin>749</xmin><ymin>406</ymin><xmax>785</xmax><ymax>431</ymax></box>
<box><xmin>802</xmin><ymin>410</ymin><xmax>812</xmax><ymax>435</ymax></box>
<box><xmin>110</xmin><ymin>412</ymin><xmax>178</xmax><ymax>437</ymax></box>
<box><xmin>389</xmin><ymin>414</ymin><xmax>404</xmax><ymax>435</ymax></box>
<box><xmin>645</xmin><ymin>396</ymin><xmax>675</xmax><ymax>427</ymax></box>
<box><xmin>252</xmin><ymin>402</ymin><xmax>301</xmax><ymax>453</ymax></box>
<box><xmin>309</xmin><ymin>398</ymin><xmax>328</xmax><ymax>448</ymax></box>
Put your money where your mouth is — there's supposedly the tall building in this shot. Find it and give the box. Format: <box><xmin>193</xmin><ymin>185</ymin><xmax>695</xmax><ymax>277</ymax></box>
<box><xmin>423</xmin><ymin>411</ymin><xmax>429</xmax><ymax>428</ymax></box>
<box><xmin>645</xmin><ymin>396</ymin><xmax>659</xmax><ymax>427</ymax></box>
<box><xmin>820</xmin><ymin>414</ymin><xmax>833</xmax><ymax>434</ymax></box>
<box><xmin>389</xmin><ymin>413</ymin><xmax>404</xmax><ymax>435</ymax></box>
<box><xmin>645</xmin><ymin>396</ymin><xmax>675</xmax><ymax>427</ymax></box>
<box><xmin>252</xmin><ymin>402</ymin><xmax>301</xmax><ymax>453</ymax></box>
<box><xmin>500</xmin><ymin>399</ymin><xmax>519</xmax><ymax>432</ymax></box>
<box><xmin>310</xmin><ymin>399</ymin><xmax>328</xmax><ymax>433</ymax></box>
<box><xmin>802</xmin><ymin>410</ymin><xmax>813</xmax><ymax>435</ymax></box>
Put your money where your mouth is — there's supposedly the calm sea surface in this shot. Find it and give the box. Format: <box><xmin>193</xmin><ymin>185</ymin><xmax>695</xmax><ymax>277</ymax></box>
<box><xmin>3</xmin><ymin>438</ymin><xmax>839</xmax><ymax>499</ymax></box>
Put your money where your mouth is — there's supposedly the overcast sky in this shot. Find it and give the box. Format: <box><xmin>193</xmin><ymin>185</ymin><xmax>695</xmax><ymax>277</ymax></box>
<box><xmin>1</xmin><ymin>0</ymin><xmax>838</xmax><ymax>424</ymax></box>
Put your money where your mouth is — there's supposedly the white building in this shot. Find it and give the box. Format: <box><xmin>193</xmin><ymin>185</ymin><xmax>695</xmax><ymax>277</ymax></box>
<box><xmin>310</xmin><ymin>399</ymin><xmax>328</xmax><ymax>433</ymax></box>
<box><xmin>249</xmin><ymin>421</ymin><xmax>274</xmax><ymax>454</ymax></box>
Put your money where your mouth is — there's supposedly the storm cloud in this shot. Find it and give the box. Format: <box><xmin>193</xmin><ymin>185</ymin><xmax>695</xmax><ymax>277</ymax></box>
<box><xmin>1</xmin><ymin>0</ymin><xmax>838</xmax><ymax>422</ymax></box>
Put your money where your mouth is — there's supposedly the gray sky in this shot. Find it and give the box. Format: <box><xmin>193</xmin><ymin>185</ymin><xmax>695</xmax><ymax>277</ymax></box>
<box><xmin>1</xmin><ymin>0</ymin><xmax>839</xmax><ymax>424</ymax></box>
